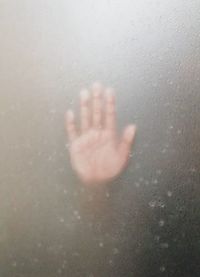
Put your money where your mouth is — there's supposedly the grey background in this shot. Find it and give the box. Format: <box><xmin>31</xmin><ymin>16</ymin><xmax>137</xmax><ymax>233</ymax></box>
<box><xmin>0</xmin><ymin>0</ymin><xmax>200</xmax><ymax>276</ymax></box>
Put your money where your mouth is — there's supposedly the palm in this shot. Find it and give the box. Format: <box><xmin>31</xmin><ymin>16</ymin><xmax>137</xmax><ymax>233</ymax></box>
<box><xmin>70</xmin><ymin>129</ymin><xmax>125</xmax><ymax>184</ymax></box>
<box><xmin>66</xmin><ymin>83</ymin><xmax>136</xmax><ymax>186</ymax></box>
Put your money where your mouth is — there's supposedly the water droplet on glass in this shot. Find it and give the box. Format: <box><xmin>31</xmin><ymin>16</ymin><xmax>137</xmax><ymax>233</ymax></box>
<box><xmin>135</xmin><ymin>182</ymin><xmax>140</xmax><ymax>188</ymax></box>
<box><xmin>37</xmin><ymin>242</ymin><xmax>42</xmax><ymax>248</ymax></box>
<box><xmin>12</xmin><ymin>261</ymin><xmax>17</xmax><ymax>267</ymax></box>
<box><xmin>33</xmin><ymin>258</ymin><xmax>39</xmax><ymax>263</ymax></box>
<box><xmin>160</xmin><ymin>242</ymin><xmax>169</xmax><ymax>249</ymax></box>
<box><xmin>109</xmin><ymin>259</ymin><xmax>114</xmax><ymax>266</ymax></box>
<box><xmin>60</xmin><ymin>218</ymin><xmax>65</xmax><ymax>223</ymax></box>
<box><xmin>73</xmin><ymin>210</ymin><xmax>79</xmax><ymax>216</ymax></box>
<box><xmin>73</xmin><ymin>210</ymin><xmax>81</xmax><ymax>220</ymax></box>
<box><xmin>0</xmin><ymin>111</ymin><xmax>6</xmax><ymax>117</ymax></box>
<box><xmin>113</xmin><ymin>248</ymin><xmax>120</xmax><ymax>255</ymax></box>
<box><xmin>154</xmin><ymin>235</ymin><xmax>160</xmax><ymax>242</ymax></box>
<box><xmin>149</xmin><ymin>200</ymin><xmax>156</xmax><ymax>208</ymax></box>
<box><xmin>159</xmin><ymin>220</ymin><xmax>165</xmax><ymax>227</ymax></box>
<box><xmin>64</xmin><ymin>189</ymin><xmax>68</xmax><ymax>195</ymax></box>
<box><xmin>152</xmin><ymin>179</ymin><xmax>158</xmax><ymax>184</ymax></box>
<box><xmin>65</xmin><ymin>143</ymin><xmax>70</xmax><ymax>149</ymax></box>
<box><xmin>156</xmin><ymin>169</ymin><xmax>162</xmax><ymax>175</ymax></box>
<box><xmin>99</xmin><ymin>242</ymin><xmax>104</xmax><ymax>248</ymax></box>
<box><xmin>167</xmin><ymin>191</ymin><xmax>172</xmax><ymax>197</ymax></box>
<box><xmin>57</xmin><ymin>268</ymin><xmax>62</xmax><ymax>275</ymax></box>
<box><xmin>160</xmin><ymin>266</ymin><xmax>166</xmax><ymax>272</ymax></box>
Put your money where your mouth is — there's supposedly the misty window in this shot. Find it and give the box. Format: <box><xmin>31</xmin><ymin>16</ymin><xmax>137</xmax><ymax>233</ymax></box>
<box><xmin>0</xmin><ymin>1</ymin><xmax>200</xmax><ymax>276</ymax></box>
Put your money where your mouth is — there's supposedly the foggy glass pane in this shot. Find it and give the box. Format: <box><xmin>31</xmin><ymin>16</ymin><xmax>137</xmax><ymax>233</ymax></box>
<box><xmin>0</xmin><ymin>0</ymin><xmax>200</xmax><ymax>276</ymax></box>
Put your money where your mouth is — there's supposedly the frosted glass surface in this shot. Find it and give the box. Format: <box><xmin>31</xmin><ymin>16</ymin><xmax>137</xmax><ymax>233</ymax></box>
<box><xmin>0</xmin><ymin>1</ymin><xmax>200</xmax><ymax>276</ymax></box>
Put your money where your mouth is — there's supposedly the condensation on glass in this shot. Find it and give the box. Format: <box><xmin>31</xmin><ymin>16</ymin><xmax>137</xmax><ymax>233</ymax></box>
<box><xmin>0</xmin><ymin>0</ymin><xmax>200</xmax><ymax>276</ymax></box>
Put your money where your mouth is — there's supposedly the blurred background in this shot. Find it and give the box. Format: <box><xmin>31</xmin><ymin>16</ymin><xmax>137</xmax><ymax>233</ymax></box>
<box><xmin>0</xmin><ymin>0</ymin><xmax>200</xmax><ymax>276</ymax></box>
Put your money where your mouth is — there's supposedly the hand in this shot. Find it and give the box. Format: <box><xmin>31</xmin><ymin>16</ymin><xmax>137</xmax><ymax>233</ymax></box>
<box><xmin>65</xmin><ymin>83</ymin><xmax>136</xmax><ymax>186</ymax></box>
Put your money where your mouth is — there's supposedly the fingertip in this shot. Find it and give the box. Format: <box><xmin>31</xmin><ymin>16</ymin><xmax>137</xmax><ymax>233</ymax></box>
<box><xmin>128</xmin><ymin>124</ymin><xmax>137</xmax><ymax>136</ymax></box>
<box><xmin>91</xmin><ymin>82</ymin><xmax>103</xmax><ymax>99</ymax></box>
<box><xmin>80</xmin><ymin>89</ymin><xmax>90</xmax><ymax>102</ymax></box>
<box><xmin>91</xmin><ymin>81</ymin><xmax>103</xmax><ymax>90</ymax></box>
<box><xmin>124</xmin><ymin>124</ymin><xmax>137</xmax><ymax>143</ymax></box>
<box><xmin>66</xmin><ymin>110</ymin><xmax>74</xmax><ymax>122</ymax></box>
<box><xmin>105</xmin><ymin>87</ymin><xmax>115</xmax><ymax>96</ymax></box>
<box><xmin>105</xmin><ymin>87</ymin><xmax>115</xmax><ymax>103</ymax></box>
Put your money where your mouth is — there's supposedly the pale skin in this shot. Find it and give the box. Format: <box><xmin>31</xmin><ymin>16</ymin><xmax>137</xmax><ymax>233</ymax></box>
<box><xmin>65</xmin><ymin>83</ymin><xmax>136</xmax><ymax>186</ymax></box>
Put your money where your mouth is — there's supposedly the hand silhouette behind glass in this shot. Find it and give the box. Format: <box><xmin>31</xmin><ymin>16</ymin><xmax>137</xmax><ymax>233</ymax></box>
<box><xmin>65</xmin><ymin>83</ymin><xmax>136</xmax><ymax>186</ymax></box>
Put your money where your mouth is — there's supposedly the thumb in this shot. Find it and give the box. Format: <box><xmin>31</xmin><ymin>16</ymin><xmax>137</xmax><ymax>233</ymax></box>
<box><xmin>118</xmin><ymin>125</ymin><xmax>137</xmax><ymax>157</ymax></box>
